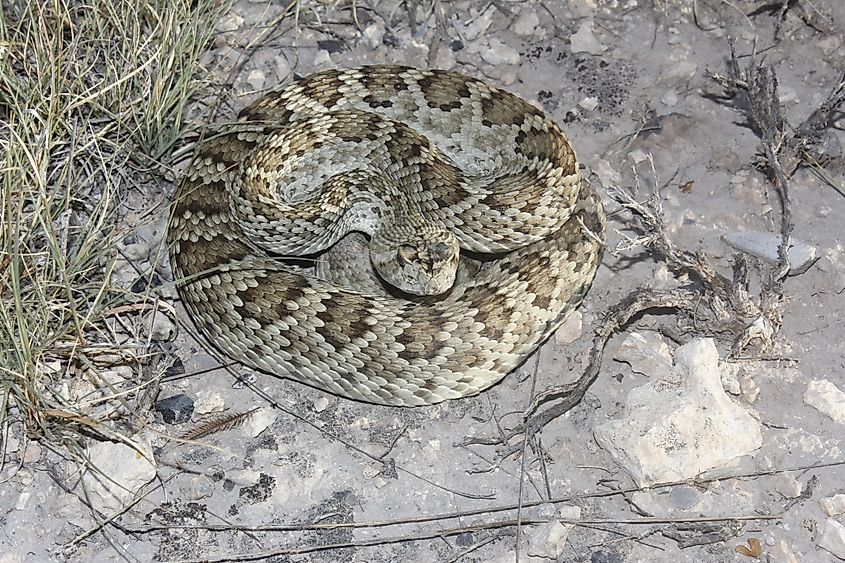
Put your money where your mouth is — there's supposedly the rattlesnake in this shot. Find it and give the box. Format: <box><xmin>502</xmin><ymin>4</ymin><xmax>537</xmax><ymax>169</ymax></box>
<box><xmin>167</xmin><ymin>65</ymin><xmax>605</xmax><ymax>407</ymax></box>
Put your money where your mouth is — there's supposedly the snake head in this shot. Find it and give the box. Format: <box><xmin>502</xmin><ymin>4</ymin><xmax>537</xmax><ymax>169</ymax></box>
<box><xmin>370</xmin><ymin>223</ymin><xmax>460</xmax><ymax>296</ymax></box>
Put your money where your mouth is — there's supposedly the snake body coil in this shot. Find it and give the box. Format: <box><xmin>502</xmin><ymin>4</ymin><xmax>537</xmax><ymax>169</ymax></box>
<box><xmin>168</xmin><ymin>65</ymin><xmax>605</xmax><ymax>406</ymax></box>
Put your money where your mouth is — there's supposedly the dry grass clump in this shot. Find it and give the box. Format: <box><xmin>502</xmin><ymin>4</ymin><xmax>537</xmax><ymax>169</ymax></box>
<box><xmin>0</xmin><ymin>0</ymin><xmax>226</xmax><ymax>458</ymax></box>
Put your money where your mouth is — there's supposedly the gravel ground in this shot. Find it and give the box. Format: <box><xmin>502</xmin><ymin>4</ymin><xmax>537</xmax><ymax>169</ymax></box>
<box><xmin>2</xmin><ymin>1</ymin><xmax>844</xmax><ymax>561</ymax></box>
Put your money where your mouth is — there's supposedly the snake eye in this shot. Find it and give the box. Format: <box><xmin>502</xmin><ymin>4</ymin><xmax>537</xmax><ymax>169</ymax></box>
<box><xmin>397</xmin><ymin>244</ymin><xmax>417</xmax><ymax>265</ymax></box>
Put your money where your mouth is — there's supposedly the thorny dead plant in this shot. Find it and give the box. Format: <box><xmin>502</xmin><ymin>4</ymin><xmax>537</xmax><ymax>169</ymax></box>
<box><xmin>471</xmin><ymin>43</ymin><xmax>845</xmax><ymax>460</ymax></box>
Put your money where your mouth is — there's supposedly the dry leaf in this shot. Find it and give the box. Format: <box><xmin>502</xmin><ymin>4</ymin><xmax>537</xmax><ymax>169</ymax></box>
<box><xmin>735</xmin><ymin>537</ymin><xmax>762</xmax><ymax>557</ymax></box>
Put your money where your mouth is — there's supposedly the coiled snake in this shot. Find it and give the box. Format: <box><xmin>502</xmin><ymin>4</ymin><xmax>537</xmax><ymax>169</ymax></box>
<box><xmin>167</xmin><ymin>65</ymin><xmax>605</xmax><ymax>406</ymax></box>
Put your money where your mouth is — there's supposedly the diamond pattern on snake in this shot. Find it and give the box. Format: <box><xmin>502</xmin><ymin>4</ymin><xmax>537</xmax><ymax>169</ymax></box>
<box><xmin>167</xmin><ymin>65</ymin><xmax>606</xmax><ymax>406</ymax></box>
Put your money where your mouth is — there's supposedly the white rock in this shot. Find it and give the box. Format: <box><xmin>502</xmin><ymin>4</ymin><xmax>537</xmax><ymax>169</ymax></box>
<box><xmin>554</xmin><ymin>311</ymin><xmax>582</xmax><ymax>345</ymax></box>
<box><xmin>628</xmin><ymin>149</ymin><xmax>649</xmax><ymax>164</ymax></box>
<box><xmin>721</xmin><ymin>364</ymin><xmax>742</xmax><ymax>395</ymax></box>
<box><xmin>740</xmin><ymin>373</ymin><xmax>760</xmax><ymax>403</ymax></box>
<box><xmin>558</xmin><ymin>504</ymin><xmax>581</xmax><ymax>521</ymax></box>
<box><xmin>479</xmin><ymin>38</ymin><xmax>520</xmax><ymax>66</ymax></box>
<box><xmin>22</xmin><ymin>443</ymin><xmax>41</xmax><ymax>464</ymax></box>
<box><xmin>362</xmin><ymin>22</ymin><xmax>385</xmax><ymax>49</ymax></box>
<box><xmin>456</xmin><ymin>6</ymin><xmax>496</xmax><ymax>41</ymax></box>
<box><xmin>661</xmin><ymin>89</ymin><xmax>679</xmax><ymax>107</ymax></box>
<box><xmin>121</xmin><ymin>240</ymin><xmax>151</xmax><ymax>262</ymax></box>
<box><xmin>592</xmin><ymin>159</ymin><xmax>623</xmax><ymax>188</ymax></box>
<box><xmin>146</xmin><ymin>312</ymin><xmax>176</xmax><ymax>341</ymax></box>
<box><xmin>526</xmin><ymin>520</ymin><xmax>574</xmax><ymax>559</ymax></box>
<box><xmin>194</xmin><ymin>389</ymin><xmax>226</xmax><ymax>414</ymax></box>
<box><xmin>184</xmin><ymin>476</ymin><xmax>215</xmax><ymax>501</ymax></box>
<box><xmin>819</xmin><ymin>519</ymin><xmax>845</xmax><ymax>559</ymax></box>
<box><xmin>246</xmin><ymin>69</ymin><xmax>265</xmax><ymax>91</ymax></box>
<box><xmin>570</xmin><ymin>19</ymin><xmax>605</xmax><ymax>55</ymax></box>
<box><xmin>216</xmin><ymin>13</ymin><xmax>243</xmax><ymax>33</ymax></box>
<box><xmin>579</xmin><ymin>96</ymin><xmax>599</xmax><ymax>111</ymax></box>
<box><xmin>313</xmin><ymin>397</ymin><xmax>330</xmax><ymax>412</ymax></box>
<box><xmin>804</xmin><ymin>379</ymin><xmax>845</xmax><ymax>423</ymax></box>
<box><xmin>594</xmin><ymin>338</ymin><xmax>763</xmax><ymax>487</ymax></box>
<box><xmin>722</xmin><ymin>231</ymin><xmax>817</xmax><ymax>274</ymax></box>
<box><xmin>774</xmin><ymin>473</ymin><xmax>802</xmax><ymax>499</ymax></box>
<box><xmin>244</xmin><ymin>407</ymin><xmax>276</xmax><ymax>438</ymax></box>
<box><xmin>769</xmin><ymin>540</ymin><xmax>799</xmax><ymax>563</ymax></box>
<box><xmin>82</xmin><ymin>436</ymin><xmax>156</xmax><ymax>514</ymax></box>
<box><xmin>513</xmin><ymin>9</ymin><xmax>540</xmax><ymax>37</ymax></box>
<box><xmin>15</xmin><ymin>491</ymin><xmax>31</xmax><ymax>510</ymax></box>
<box><xmin>313</xmin><ymin>49</ymin><xmax>332</xmax><ymax>67</ymax></box>
<box><xmin>820</xmin><ymin>494</ymin><xmax>845</xmax><ymax>517</ymax></box>
<box><xmin>614</xmin><ymin>331</ymin><xmax>673</xmax><ymax>377</ymax></box>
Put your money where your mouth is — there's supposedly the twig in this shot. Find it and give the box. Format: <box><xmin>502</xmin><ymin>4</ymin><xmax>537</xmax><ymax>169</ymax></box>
<box><xmin>164</xmin><ymin>514</ymin><xmax>783</xmax><ymax>563</ymax></box>
<box><xmin>124</xmin><ymin>459</ymin><xmax>845</xmax><ymax>536</ymax></box>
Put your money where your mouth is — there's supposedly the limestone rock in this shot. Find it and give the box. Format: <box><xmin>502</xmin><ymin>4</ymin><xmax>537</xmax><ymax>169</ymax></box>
<box><xmin>82</xmin><ymin>436</ymin><xmax>157</xmax><ymax>514</ymax></box>
<box><xmin>595</xmin><ymin>338</ymin><xmax>763</xmax><ymax>487</ymax></box>
<box><xmin>804</xmin><ymin>379</ymin><xmax>845</xmax><ymax>424</ymax></box>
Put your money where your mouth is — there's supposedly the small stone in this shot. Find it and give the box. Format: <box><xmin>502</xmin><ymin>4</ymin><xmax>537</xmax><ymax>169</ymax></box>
<box><xmin>82</xmin><ymin>436</ymin><xmax>157</xmax><ymax>514</ymax></box>
<box><xmin>533</xmin><ymin>502</ymin><xmax>558</xmax><ymax>520</ymax></box>
<box><xmin>614</xmin><ymin>331</ymin><xmax>672</xmax><ymax>377</ymax></box>
<box><xmin>628</xmin><ymin>149</ymin><xmax>649</xmax><ymax>164</ymax></box>
<box><xmin>457</xmin><ymin>6</ymin><xmax>496</xmax><ymax>41</ymax></box>
<box><xmin>22</xmin><ymin>443</ymin><xmax>41</xmax><ymax>464</ymax></box>
<box><xmin>362</xmin><ymin>463</ymin><xmax>381</xmax><ymax>479</ymax></box>
<box><xmin>579</xmin><ymin>96</ymin><xmax>599</xmax><ymax>111</ymax></box>
<box><xmin>513</xmin><ymin>9</ymin><xmax>540</xmax><ymax>37</ymax></box>
<box><xmin>244</xmin><ymin>407</ymin><xmax>276</xmax><ymax>438</ymax></box>
<box><xmin>101</xmin><ymin>366</ymin><xmax>133</xmax><ymax>384</ymax></box>
<box><xmin>147</xmin><ymin>313</ymin><xmax>177</xmax><ymax>341</ymax></box>
<box><xmin>121</xmin><ymin>240</ymin><xmax>151</xmax><ymax>262</ymax></box>
<box><xmin>739</xmin><ymin>373</ymin><xmax>760</xmax><ymax>403</ymax></box>
<box><xmin>804</xmin><ymin>379</ymin><xmax>845</xmax><ymax>423</ymax></box>
<box><xmin>216</xmin><ymin>13</ymin><xmax>243</xmax><ymax>33</ymax></box>
<box><xmin>558</xmin><ymin>504</ymin><xmax>581</xmax><ymax>521</ymax></box>
<box><xmin>817</xmin><ymin>131</ymin><xmax>842</xmax><ymax>160</ymax></box>
<box><xmin>818</xmin><ymin>519</ymin><xmax>845</xmax><ymax>559</ymax></box>
<box><xmin>722</xmin><ymin>231</ymin><xmax>817</xmax><ymax>275</ymax></box>
<box><xmin>246</xmin><ymin>69</ymin><xmax>265</xmax><ymax>91</ymax></box>
<box><xmin>669</xmin><ymin>485</ymin><xmax>701</xmax><ymax>510</ymax></box>
<box><xmin>721</xmin><ymin>364</ymin><xmax>742</xmax><ymax>395</ymax></box>
<box><xmin>774</xmin><ymin>473</ymin><xmax>802</xmax><ymax>499</ymax></box>
<box><xmin>592</xmin><ymin>159</ymin><xmax>623</xmax><ymax>188</ymax></box>
<box><xmin>362</xmin><ymin>22</ymin><xmax>385</xmax><ymax>49</ymax></box>
<box><xmin>15</xmin><ymin>491</ymin><xmax>31</xmax><ymax>510</ymax></box>
<box><xmin>16</xmin><ymin>469</ymin><xmax>32</xmax><ymax>487</ymax></box>
<box><xmin>313</xmin><ymin>49</ymin><xmax>332</xmax><ymax>67</ymax></box>
<box><xmin>155</xmin><ymin>394</ymin><xmax>194</xmax><ymax>424</ymax></box>
<box><xmin>479</xmin><ymin>38</ymin><xmax>520</xmax><ymax>66</ymax></box>
<box><xmin>570</xmin><ymin>19</ymin><xmax>605</xmax><ymax>55</ymax></box>
<box><xmin>526</xmin><ymin>520</ymin><xmax>573</xmax><ymax>559</ymax></box>
<box><xmin>184</xmin><ymin>475</ymin><xmax>215</xmax><ymax>500</ymax></box>
<box><xmin>194</xmin><ymin>389</ymin><xmax>226</xmax><ymax>414</ymax></box>
<box><xmin>769</xmin><ymin>539</ymin><xmax>799</xmax><ymax>563</ymax></box>
<box><xmin>820</xmin><ymin>494</ymin><xmax>845</xmax><ymax>517</ymax></box>
<box><xmin>661</xmin><ymin>89</ymin><xmax>679</xmax><ymax>107</ymax></box>
<box><xmin>313</xmin><ymin>397</ymin><xmax>330</xmax><ymax>412</ymax></box>
<box><xmin>455</xmin><ymin>532</ymin><xmax>474</xmax><ymax>546</ymax></box>
<box><xmin>554</xmin><ymin>311</ymin><xmax>582</xmax><ymax>345</ymax></box>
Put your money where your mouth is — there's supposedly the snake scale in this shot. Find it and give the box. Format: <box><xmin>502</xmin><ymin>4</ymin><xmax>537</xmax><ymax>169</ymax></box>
<box><xmin>168</xmin><ymin>65</ymin><xmax>605</xmax><ymax>407</ymax></box>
